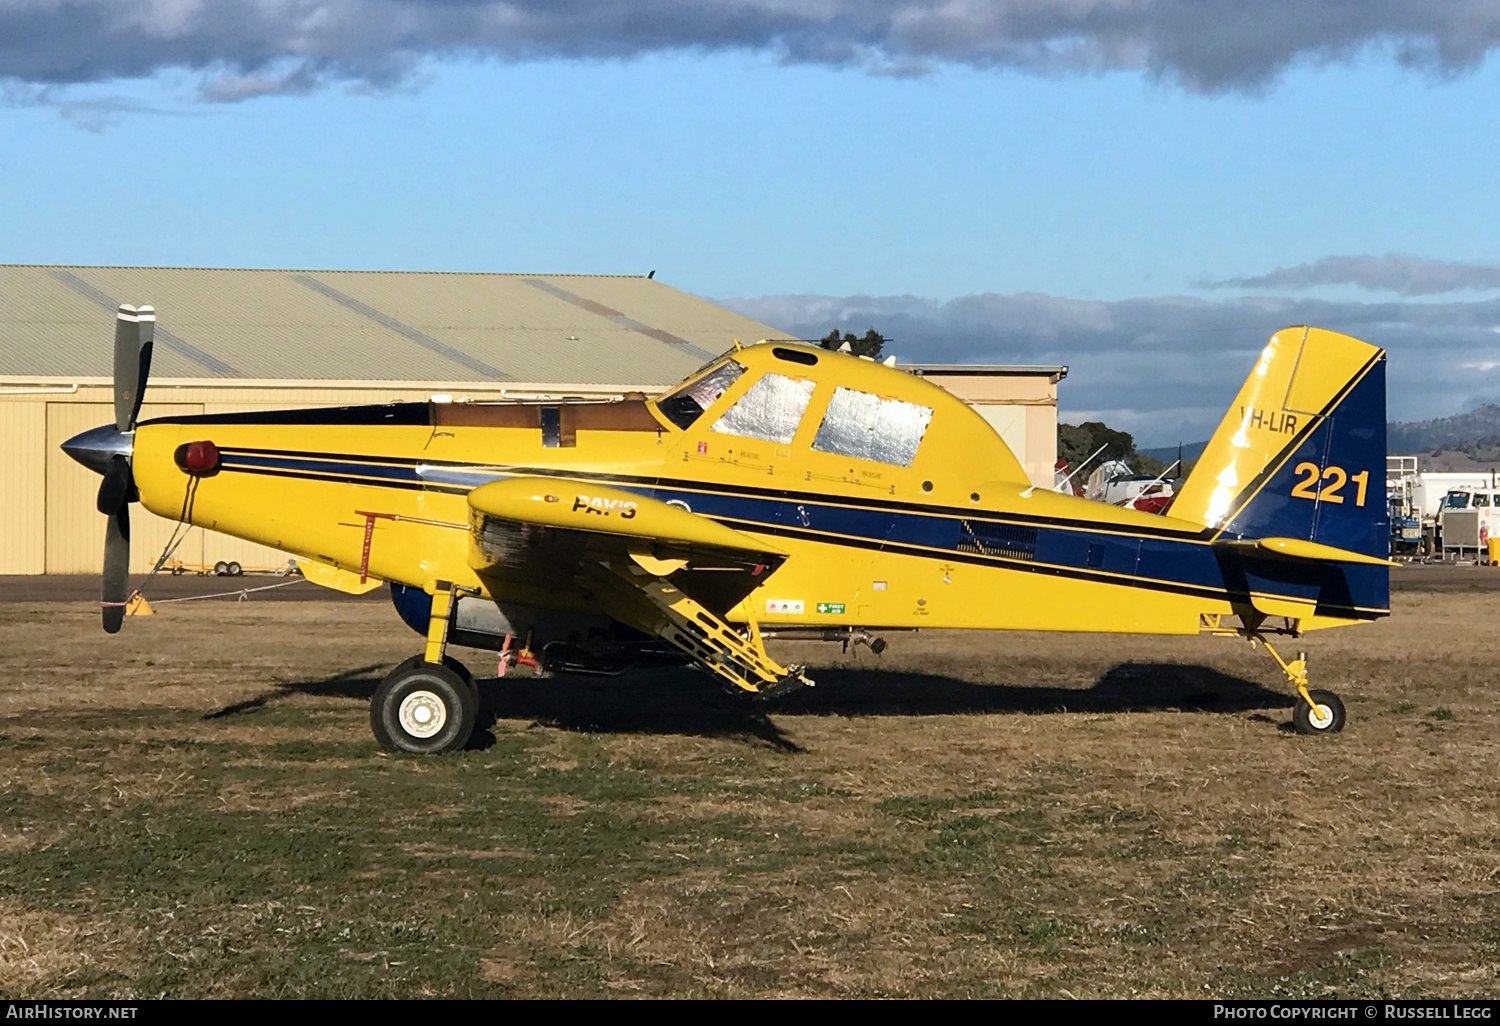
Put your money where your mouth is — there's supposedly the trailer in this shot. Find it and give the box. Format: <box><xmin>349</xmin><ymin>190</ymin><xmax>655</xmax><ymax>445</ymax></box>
<box><xmin>163</xmin><ymin>558</ymin><xmax>301</xmax><ymax>578</ymax></box>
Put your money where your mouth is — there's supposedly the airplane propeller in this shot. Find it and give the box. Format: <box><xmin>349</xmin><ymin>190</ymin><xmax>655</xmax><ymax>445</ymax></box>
<box><xmin>101</xmin><ymin>305</ymin><xmax>154</xmax><ymax>632</ymax></box>
<box><xmin>61</xmin><ymin>305</ymin><xmax>154</xmax><ymax>633</ymax></box>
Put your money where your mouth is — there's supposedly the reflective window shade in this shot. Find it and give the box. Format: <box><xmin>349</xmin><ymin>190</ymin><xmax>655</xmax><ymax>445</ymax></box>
<box><xmin>710</xmin><ymin>373</ymin><xmax>816</xmax><ymax>443</ymax></box>
<box><xmin>812</xmin><ymin>387</ymin><xmax>933</xmax><ymax>467</ymax></box>
<box><xmin>656</xmin><ymin>360</ymin><xmax>746</xmax><ymax>429</ymax></box>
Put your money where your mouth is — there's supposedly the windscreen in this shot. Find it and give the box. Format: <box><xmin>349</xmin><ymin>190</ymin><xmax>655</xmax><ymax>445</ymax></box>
<box><xmin>656</xmin><ymin>361</ymin><xmax>746</xmax><ymax>430</ymax></box>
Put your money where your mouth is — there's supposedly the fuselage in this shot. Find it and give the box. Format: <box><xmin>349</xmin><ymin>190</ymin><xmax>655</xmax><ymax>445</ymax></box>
<box><xmin>128</xmin><ymin>344</ymin><xmax>1386</xmax><ymax>636</ymax></box>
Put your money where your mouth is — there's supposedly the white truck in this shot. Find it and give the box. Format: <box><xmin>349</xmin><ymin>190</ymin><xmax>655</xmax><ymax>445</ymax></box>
<box><xmin>1435</xmin><ymin>487</ymin><xmax>1500</xmax><ymax>558</ymax></box>
<box><xmin>1386</xmin><ymin>457</ymin><xmax>1500</xmax><ymax>557</ymax></box>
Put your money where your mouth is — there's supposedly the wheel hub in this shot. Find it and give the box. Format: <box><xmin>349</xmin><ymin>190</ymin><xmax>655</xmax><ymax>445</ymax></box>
<box><xmin>1307</xmin><ymin>702</ymin><xmax>1334</xmax><ymax>730</ymax></box>
<box><xmin>398</xmin><ymin>690</ymin><xmax>448</xmax><ymax>738</ymax></box>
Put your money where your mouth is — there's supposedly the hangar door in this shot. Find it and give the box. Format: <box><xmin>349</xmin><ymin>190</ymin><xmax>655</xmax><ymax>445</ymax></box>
<box><xmin>45</xmin><ymin>403</ymin><xmax>205</xmax><ymax>574</ymax></box>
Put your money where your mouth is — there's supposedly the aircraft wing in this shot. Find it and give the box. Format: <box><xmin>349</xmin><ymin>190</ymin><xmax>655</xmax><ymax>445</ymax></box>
<box><xmin>466</xmin><ymin>477</ymin><xmax>804</xmax><ymax>694</ymax></box>
<box><xmin>466</xmin><ymin>477</ymin><xmax>785</xmax><ymax>613</ymax></box>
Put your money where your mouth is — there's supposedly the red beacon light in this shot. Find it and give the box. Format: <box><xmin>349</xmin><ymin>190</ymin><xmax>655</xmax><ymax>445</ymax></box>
<box><xmin>175</xmin><ymin>440</ymin><xmax>221</xmax><ymax>475</ymax></box>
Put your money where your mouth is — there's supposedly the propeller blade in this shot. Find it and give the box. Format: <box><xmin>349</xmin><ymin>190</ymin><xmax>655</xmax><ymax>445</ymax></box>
<box><xmin>96</xmin><ymin>455</ymin><xmax>132</xmax><ymax>516</ymax></box>
<box><xmin>102</xmin><ymin>504</ymin><xmax>130</xmax><ymax>634</ymax></box>
<box><xmin>113</xmin><ymin>305</ymin><xmax>155</xmax><ymax>433</ymax></box>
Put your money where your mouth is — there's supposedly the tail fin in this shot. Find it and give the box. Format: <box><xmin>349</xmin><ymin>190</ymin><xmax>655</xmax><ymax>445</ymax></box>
<box><xmin>1173</xmin><ymin>326</ymin><xmax>1387</xmax><ymax>559</ymax></box>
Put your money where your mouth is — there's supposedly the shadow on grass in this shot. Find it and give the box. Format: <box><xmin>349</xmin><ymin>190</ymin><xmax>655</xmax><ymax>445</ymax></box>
<box><xmin>205</xmin><ymin>660</ymin><xmax>1293</xmax><ymax>750</ymax></box>
<box><xmin>202</xmin><ymin>663</ymin><xmax>390</xmax><ymax>720</ymax></box>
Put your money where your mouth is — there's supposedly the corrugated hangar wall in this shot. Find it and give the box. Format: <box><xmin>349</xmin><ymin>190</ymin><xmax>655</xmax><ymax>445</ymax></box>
<box><xmin>0</xmin><ymin>265</ymin><xmax>1063</xmax><ymax>576</ymax></box>
<box><xmin>3</xmin><ymin>381</ymin><xmax>640</xmax><ymax>575</ymax></box>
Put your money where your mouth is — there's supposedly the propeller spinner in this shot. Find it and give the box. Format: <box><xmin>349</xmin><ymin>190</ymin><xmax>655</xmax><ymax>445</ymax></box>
<box><xmin>59</xmin><ymin>304</ymin><xmax>155</xmax><ymax>633</ymax></box>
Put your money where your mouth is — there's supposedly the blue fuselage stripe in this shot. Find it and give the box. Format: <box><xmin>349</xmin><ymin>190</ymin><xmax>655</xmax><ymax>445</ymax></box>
<box><xmin>214</xmin><ymin>449</ymin><xmax>1385</xmax><ymax>614</ymax></box>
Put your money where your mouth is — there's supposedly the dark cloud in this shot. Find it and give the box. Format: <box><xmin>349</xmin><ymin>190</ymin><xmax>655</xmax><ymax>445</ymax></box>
<box><xmin>3</xmin><ymin>1</ymin><xmax>1500</xmax><ymax>101</ymax></box>
<box><xmin>717</xmin><ymin>290</ymin><xmax>1500</xmax><ymax>446</ymax></box>
<box><xmin>1203</xmin><ymin>255</ymin><xmax>1500</xmax><ymax>295</ymax></box>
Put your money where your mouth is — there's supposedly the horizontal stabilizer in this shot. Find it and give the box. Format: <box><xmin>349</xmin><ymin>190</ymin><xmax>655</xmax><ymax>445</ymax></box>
<box><xmin>1215</xmin><ymin>536</ymin><xmax>1394</xmax><ymax>567</ymax></box>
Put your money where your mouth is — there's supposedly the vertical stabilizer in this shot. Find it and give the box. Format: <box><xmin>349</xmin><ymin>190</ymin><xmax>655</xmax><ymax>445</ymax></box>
<box><xmin>1173</xmin><ymin>327</ymin><xmax>1387</xmax><ymax>559</ymax></box>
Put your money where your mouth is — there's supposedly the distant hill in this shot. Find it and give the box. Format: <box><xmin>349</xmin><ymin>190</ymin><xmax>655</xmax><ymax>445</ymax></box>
<box><xmin>1389</xmin><ymin>403</ymin><xmax>1500</xmax><ymax>455</ymax></box>
<box><xmin>1135</xmin><ymin>403</ymin><xmax>1500</xmax><ymax>468</ymax></box>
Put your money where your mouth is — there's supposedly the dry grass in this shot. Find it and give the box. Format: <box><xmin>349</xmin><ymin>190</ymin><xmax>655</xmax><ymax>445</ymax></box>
<box><xmin>0</xmin><ymin>589</ymin><xmax>1497</xmax><ymax>997</ymax></box>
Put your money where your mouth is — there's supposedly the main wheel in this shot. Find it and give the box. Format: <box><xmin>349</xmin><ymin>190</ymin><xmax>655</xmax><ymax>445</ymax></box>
<box><xmin>371</xmin><ymin>662</ymin><xmax>477</xmax><ymax>754</ymax></box>
<box><xmin>391</xmin><ymin>653</ymin><xmax>474</xmax><ymax>689</ymax></box>
<box><xmin>1292</xmin><ymin>689</ymin><xmax>1346</xmax><ymax>735</ymax></box>
<box><xmin>213</xmin><ymin>560</ymin><xmax>229</xmax><ymax>576</ymax></box>
<box><xmin>227</xmin><ymin>561</ymin><xmax>243</xmax><ymax>576</ymax></box>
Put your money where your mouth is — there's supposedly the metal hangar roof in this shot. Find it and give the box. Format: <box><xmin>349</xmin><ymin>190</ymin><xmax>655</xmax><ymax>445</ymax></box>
<box><xmin>0</xmin><ymin>265</ymin><xmax>788</xmax><ymax>385</ymax></box>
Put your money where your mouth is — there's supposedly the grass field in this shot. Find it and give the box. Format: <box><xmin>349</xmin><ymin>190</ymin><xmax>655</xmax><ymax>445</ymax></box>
<box><xmin>0</xmin><ymin>589</ymin><xmax>1497</xmax><ymax>998</ymax></box>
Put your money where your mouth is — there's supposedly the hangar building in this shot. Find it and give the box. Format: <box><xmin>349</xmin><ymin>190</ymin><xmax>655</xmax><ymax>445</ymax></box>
<box><xmin>0</xmin><ymin>265</ymin><xmax>1064</xmax><ymax>575</ymax></box>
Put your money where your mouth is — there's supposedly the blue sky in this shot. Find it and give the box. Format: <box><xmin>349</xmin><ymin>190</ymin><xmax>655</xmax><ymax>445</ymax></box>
<box><xmin>4</xmin><ymin>2</ymin><xmax>1500</xmax><ymax>445</ymax></box>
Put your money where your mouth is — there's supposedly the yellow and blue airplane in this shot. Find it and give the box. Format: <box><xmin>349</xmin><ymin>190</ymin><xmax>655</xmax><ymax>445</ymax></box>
<box><xmin>63</xmin><ymin>306</ymin><xmax>1390</xmax><ymax>753</ymax></box>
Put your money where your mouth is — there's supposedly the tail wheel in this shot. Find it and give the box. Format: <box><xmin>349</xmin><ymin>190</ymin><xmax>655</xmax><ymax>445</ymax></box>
<box><xmin>371</xmin><ymin>662</ymin><xmax>477</xmax><ymax>754</ymax></box>
<box><xmin>1293</xmin><ymin>689</ymin><xmax>1346</xmax><ymax>735</ymax></box>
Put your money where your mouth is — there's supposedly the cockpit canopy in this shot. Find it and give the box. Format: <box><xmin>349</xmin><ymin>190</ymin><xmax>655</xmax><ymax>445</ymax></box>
<box><xmin>656</xmin><ymin>350</ymin><xmax>936</xmax><ymax>468</ymax></box>
<box><xmin>651</xmin><ymin>343</ymin><xmax>1027</xmax><ymax>482</ymax></box>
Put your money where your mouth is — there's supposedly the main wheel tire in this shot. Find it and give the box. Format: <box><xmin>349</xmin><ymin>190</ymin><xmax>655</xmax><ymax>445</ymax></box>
<box><xmin>392</xmin><ymin>653</ymin><xmax>474</xmax><ymax>689</ymax></box>
<box><xmin>389</xmin><ymin>653</ymin><xmax>480</xmax><ymax>713</ymax></box>
<box><xmin>213</xmin><ymin>560</ymin><xmax>229</xmax><ymax>576</ymax></box>
<box><xmin>1292</xmin><ymin>689</ymin><xmax>1346</xmax><ymax>735</ymax></box>
<box><xmin>227</xmin><ymin>561</ymin><xmax>243</xmax><ymax>576</ymax></box>
<box><xmin>371</xmin><ymin>662</ymin><xmax>478</xmax><ymax>754</ymax></box>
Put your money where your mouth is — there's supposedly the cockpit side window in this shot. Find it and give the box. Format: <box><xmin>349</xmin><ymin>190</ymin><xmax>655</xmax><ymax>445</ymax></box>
<box><xmin>656</xmin><ymin>361</ymin><xmax>746</xmax><ymax>430</ymax></box>
<box><xmin>811</xmin><ymin>387</ymin><xmax>933</xmax><ymax>467</ymax></box>
<box><xmin>1475</xmin><ymin>493</ymin><xmax>1491</xmax><ymax>508</ymax></box>
<box><xmin>1445</xmin><ymin>492</ymin><xmax>1472</xmax><ymax>510</ymax></box>
<box><xmin>709</xmin><ymin>373</ymin><xmax>816</xmax><ymax>444</ymax></box>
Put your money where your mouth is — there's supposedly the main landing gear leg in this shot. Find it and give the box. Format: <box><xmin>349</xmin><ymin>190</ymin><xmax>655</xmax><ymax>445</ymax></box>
<box><xmin>1253</xmin><ymin>636</ymin><xmax>1346</xmax><ymax>736</ymax></box>
<box><xmin>370</xmin><ymin>581</ymin><xmax>479</xmax><ymax>754</ymax></box>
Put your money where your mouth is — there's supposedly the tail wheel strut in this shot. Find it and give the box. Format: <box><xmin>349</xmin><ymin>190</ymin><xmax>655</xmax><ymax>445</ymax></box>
<box><xmin>1255</xmin><ymin>636</ymin><xmax>1346</xmax><ymax>735</ymax></box>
